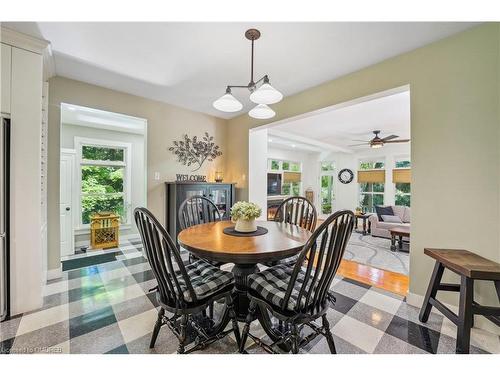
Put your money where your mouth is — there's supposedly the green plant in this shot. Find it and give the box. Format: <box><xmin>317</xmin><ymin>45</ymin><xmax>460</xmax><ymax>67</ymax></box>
<box><xmin>230</xmin><ymin>201</ymin><xmax>262</xmax><ymax>221</ymax></box>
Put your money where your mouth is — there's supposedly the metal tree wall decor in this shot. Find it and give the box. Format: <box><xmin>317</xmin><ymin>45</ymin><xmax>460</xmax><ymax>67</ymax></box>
<box><xmin>169</xmin><ymin>132</ymin><xmax>222</xmax><ymax>171</ymax></box>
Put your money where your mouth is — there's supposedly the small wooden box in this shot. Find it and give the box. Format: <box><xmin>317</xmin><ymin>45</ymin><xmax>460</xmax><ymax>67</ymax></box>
<box><xmin>90</xmin><ymin>212</ymin><xmax>120</xmax><ymax>249</ymax></box>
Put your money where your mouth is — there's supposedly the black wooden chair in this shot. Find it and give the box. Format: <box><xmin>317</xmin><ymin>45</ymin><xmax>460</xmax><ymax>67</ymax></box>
<box><xmin>265</xmin><ymin>196</ymin><xmax>317</xmax><ymax>266</ymax></box>
<box><xmin>239</xmin><ymin>210</ymin><xmax>355</xmax><ymax>354</ymax></box>
<box><xmin>134</xmin><ymin>207</ymin><xmax>240</xmax><ymax>354</ymax></box>
<box><xmin>178</xmin><ymin>195</ymin><xmax>224</xmax><ymax>265</ymax></box>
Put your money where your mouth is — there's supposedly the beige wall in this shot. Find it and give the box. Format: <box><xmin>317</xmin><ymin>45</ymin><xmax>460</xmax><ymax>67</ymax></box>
<box><xmin>48</xmin><ymin>77</ymin><xmax>227</xmax><ymax>271</ymax></box>
<box><xmin>226</xmin><ymin>24</ymin><xmax>500</xmax><ymax>319</ymax></box>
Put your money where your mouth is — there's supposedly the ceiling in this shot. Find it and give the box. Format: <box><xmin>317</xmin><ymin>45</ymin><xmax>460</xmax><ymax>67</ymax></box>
<box><xmin>4</xmin><ymin>22</ymin><xmax>476</xmax><ymax>119</ymax></box>
<box><xmin>268</xmin><ymin>90</ymin><xmax>410</xmax><ymax>152</ymax></box>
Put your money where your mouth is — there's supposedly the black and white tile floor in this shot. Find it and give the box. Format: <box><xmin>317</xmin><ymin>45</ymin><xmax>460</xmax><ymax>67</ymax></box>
<box><xmin>1</xmin><ymin>238</ymin><xmax>499</xmax><ymax>354</ymax></box>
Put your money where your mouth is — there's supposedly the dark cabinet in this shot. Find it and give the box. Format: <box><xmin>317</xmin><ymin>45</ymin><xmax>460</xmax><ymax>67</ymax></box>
<box><xmin>165</xmin><ymin>182</ymin><xmax>236</xmax><ymax>244</ymax></box>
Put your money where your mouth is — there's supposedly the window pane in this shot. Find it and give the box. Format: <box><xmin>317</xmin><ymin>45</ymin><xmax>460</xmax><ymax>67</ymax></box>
<box><xmin>321</xmin><ymin>175</ymin><xmax>334</xmax><ymax>214</ymax></box>
<box><xmin>291</xmin><ymin>182</ymin><xmax>300</xmax><ymax>196</ymax></box>
<box><xmin>82</xmin><ymin>194</ymin><xmax>124</xmax><ymax>224</ymax></box>
<box><xmin>282</xmin><ymin>182</ymin><xmax>291</xmax><ymax>195</ymax></box>
<box><xmin>359</xmin><ymin>194</ymin><xmax>373</xmax><ymax>213</ymax></box>
<box><xmin>395</xmin><ymin>194</ymin><xmax>411</xmax><ymax>207</ymax></box>
<box><xmin>282</xmin><ymin>161</ymin><xmax>290</xmax><ymax>171</ymax></box>
<box><xmin>359</xmin><ymin>161</ymin><xmax>384</xmax><ymax>170</ymax></box>
<box><xmin>395</xmin><ymin>160</ymin><xmax>411</xmax><ymax>168</ymax></box>
<box><xmin>359</xmin><ymin>183</ymin><xmax>371</xmax><ymax>192</ymax></box>
<box><xmin>396</xmin><ymin>182</ymin><xmax>411</xmax><ymax>194</ymax></box>
<box><xmin>373</xmin><ymin>194</ymin><xmax>384</xmax><ymax>207</ymax></box>
<box><xmin>270</xmin><ymin>160</ymin><xmax>280</xmax><ymax>170</ymax></box>
<box><xmin>321</xmin><ymin>162</ymin><xmax>335</xmax><ymax>171</ymax></box>
<box><xmin>290</xmin><ymin>162</ymin><xmax>301</xmax><ymax>172</ymax></box>
<box><xmin>82</xmin><ymin>166</ymin><xmax>124</xmax><ymax>194</ymax></box>
<box><xmin>82</xmin><ymin>146</ymin><xmax>124</xmax><ymax>162</ymax></box>
<box><xmin>373</xmin><ymin>183</ymin><xmax>385</xmax><ymax>193</ymax></box>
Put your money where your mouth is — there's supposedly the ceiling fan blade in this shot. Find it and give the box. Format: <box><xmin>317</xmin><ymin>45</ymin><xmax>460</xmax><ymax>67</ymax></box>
<box><xmin>384</xmin><ymin>139</ymin><xmax>410</xmax><ymax>143</ymax></box>
<box><xmin>350</xmin><ymin>139</ymin><xmax>370</xmax><ymax>142</ymax></box>
<box><xmin>381</xmin><ymin>134</ymin><xmax>399</xmax><ymax>142</ymax></box>
<box><xmin>348</xmin><ymin>143</ymin><xmax>369</xmax><ymax>147</ymax></box>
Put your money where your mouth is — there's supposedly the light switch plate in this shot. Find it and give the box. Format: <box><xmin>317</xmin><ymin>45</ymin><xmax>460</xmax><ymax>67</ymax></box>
<box><xmin>154</xmin><ymin>172</ymin><xmax>160</xmax><ymax>181</ymax></box>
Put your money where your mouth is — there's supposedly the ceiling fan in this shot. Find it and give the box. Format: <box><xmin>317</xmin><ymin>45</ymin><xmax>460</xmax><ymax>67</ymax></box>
<box><xmin>349</xmin><ymin>130</ymin><xmax>410</xmax><ymax>149</ymax></box>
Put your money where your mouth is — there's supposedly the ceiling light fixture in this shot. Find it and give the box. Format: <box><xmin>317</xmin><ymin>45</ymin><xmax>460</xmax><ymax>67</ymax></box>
<box><xmin>213</xmin><ymin>29</ymin><xmax>283</xmax><ymax>119</ymax></box>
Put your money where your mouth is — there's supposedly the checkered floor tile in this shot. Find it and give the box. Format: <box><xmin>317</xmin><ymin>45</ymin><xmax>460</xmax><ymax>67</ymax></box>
<box><xmin>1</xmin><ymin>238</ymin><xmax>498</xmax><ymax>354</ymax></box>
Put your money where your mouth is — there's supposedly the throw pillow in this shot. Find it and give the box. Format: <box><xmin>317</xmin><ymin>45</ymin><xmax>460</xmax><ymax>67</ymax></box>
<box><xmin>375</xmin><ymin>206</ymin><xmax>394</xmax><ymax>221</ymax></box>
<box><xmin>381</xmin><ymin>215</ymin><xmax>403</xmax><ymax>223</ymax></box>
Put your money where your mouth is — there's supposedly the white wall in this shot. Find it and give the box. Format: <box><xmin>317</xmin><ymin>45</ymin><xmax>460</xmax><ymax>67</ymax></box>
<box><xmin>61</xmin><ymin>122</ymin><xmax>146</xmax><ymax>243</ymax></box>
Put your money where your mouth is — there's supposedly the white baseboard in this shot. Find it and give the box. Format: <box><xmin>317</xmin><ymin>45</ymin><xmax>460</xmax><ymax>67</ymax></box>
<box><xmin>407</xmin><ymin>292</ymin><xmax>500</xmax><ymax>335</ymax></box>
<box><xmin>74</xmin><ymin>233</ymin><xmax>140</xmax><ymax>249</ymax></box>
<box><xmin>47</xmin><ymin>266</ymin><xmax>63</xmax><ymax>281</ymax></box>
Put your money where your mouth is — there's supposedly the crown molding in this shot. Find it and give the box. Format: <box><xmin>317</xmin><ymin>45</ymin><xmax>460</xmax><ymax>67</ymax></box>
<box><xmin>1</xmin><ymin>27</ymin><xmax>49</xmax><ymax>54</ymax></box>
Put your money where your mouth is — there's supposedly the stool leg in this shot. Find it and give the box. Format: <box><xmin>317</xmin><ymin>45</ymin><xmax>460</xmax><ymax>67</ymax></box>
<box><xmin>419</xmin><ymin>261</ymin><xmax>445</xmax><ymax>323</ymax></box>
<box><xmin>456</xmin><ymin>276</ymin><xmax>474</xmax><ymax>354</ymax></box>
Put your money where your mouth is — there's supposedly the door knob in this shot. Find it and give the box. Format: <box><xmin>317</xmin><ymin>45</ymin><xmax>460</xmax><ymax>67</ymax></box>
<box><xmin>66</xmin><ymin>207</ymin><xmax>70</xmax><ymax>211</ymax></box>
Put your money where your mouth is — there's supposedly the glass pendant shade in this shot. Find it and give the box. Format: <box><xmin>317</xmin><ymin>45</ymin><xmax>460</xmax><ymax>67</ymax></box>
<box><xmin>249</xmin><ymin>83</ymin><xmax>283</xmax><ymax>104</ymax></box>
<box><xmin>213</xmin><ymin>93</ymin><xmax>243</xmax><ymax>112</ymax></box>
<box><xmin>248</xmin><ymin>104</ymin><xmax>275</xmax><ymax>119</ymax></box>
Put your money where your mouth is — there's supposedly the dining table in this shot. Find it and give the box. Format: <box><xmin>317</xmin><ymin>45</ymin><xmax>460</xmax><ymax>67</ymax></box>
<box><xmin>178</xmin><ymin>219</ymin><xmax>312</xmax><ymax>345</ymax></box>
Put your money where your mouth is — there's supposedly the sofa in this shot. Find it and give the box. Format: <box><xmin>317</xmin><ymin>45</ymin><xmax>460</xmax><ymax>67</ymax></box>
<box><xmin>368</xmin><ymin>205</ymin><xmax>410</xmax><ymax>239</ymax></box>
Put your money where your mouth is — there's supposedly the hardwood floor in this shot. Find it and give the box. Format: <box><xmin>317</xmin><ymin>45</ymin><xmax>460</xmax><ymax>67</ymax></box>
<box><xmin>316</xmin><ymin>217</ymin><xmax>409</xmax><ymax>296</ymax></box>
<box><xmin>337</xmin><ymin>259</ymin><xmax>409</xmax><ymax>296</ymax></box>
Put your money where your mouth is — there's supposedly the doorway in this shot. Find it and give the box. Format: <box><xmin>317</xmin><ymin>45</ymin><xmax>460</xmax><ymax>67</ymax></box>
<box><xmin>59</xmin><ymin>103</ymin><xmax>147</xmax><ymax>265</ymax></box>
<box><xmin>248</xmin><ymin>86</ymin><xmax>411</xmax><ymax>295</ymax></box>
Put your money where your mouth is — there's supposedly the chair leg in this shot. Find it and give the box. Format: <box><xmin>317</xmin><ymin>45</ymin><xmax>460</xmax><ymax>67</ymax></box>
<box><xmin>322</xmin><ymin>314</ymin><xmax>336</xmax><ymax>354</ymax></box>
<box><xmin>419</xmin><ymin>261</ymin><xmax>445</xmax><ymax>323</ymax></box>
<box><xmin>227</xmin><ymin>294</ymin><xmax>241</xmax><ymax>348</ymax></box>
<box><xmin>239</xmin><ymin>300</ymin><xmax>257</xmax><ymax>353</ymax></box>
<box><xmin>456</xmin><ymin>276</ymin><xmax>474</xmax><ymax>354</ymax></box>
<box><xmin>209</xmin><ymin>302</ymin><xmax>214</xmax><ymax>320</ymax></box>
<box><xmin>149</xmin><ymin>307</ymin><xmax>164</xmax><ymax>348</ymax></box>
<box><xmin>177</xmin><ymin>314</ymin><xmax>188</xmax><ymax>354</ymax></box>
<box><xmin>290</xmin><ymin>324</ymin><xmax>299</xmax><ymax>354</ymax></box>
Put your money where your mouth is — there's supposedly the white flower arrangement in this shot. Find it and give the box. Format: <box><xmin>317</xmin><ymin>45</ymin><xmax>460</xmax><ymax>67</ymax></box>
<box><xmin>230</xmin><ymin>201</ymin><xmax>262</xmax><ymax>221</ymax></box>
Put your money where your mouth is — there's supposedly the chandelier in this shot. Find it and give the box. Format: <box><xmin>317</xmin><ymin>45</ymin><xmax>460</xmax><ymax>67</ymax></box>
<box><xmin>213</xmin><ymin>28</ymin><xmax>283</xmax><ymax>119</ymax></box>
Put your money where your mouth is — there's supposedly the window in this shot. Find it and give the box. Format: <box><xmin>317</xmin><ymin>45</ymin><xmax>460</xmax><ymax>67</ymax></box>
<box><xmin>358</xmin><ymin>159</ymin><xmax>385</xmax><ymax>212</ymax></box>
<box><xmin>320</xmin><ymin>161</ymin><xmax>335</xmax><ymax>214</ymax></box>
<box><xmin>267</xmin><ymin>158</ymin><xmax>302</xmax><ymax>196</ymax></box>
<box><xmin>76</xmin><ymin>138</ymin><xmax>131</xmax><ymax>227</ymax></box>
<box><xmin>394</xmin><ymin>158</ymin><xmax>411</xmax><ymax>207</ymax></box>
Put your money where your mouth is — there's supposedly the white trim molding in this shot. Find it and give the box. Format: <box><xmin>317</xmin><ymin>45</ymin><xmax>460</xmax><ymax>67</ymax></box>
<box><xmin>47</xmin><ymin>266</ymin><xmax>63</xmax><ymax>281</ymax></box>
<box><xmin>1</xmin><ymin>27</ymin><xmax>49</xmax><ymax>55</ymax></box>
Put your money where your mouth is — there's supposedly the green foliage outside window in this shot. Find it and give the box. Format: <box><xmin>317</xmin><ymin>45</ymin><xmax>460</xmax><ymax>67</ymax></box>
<box><xmin>359</xmin><ymin>161</ymin><xmax>384</xmax><ymax>170</ymax></box>
<box><xmin>282</xmin><ymin>182</ymin><xmax>300</xmax><ymax>196</ymax></box>
<box><xmin>80</xmin><ymin>145</ymin><xmax>127</xmax><ymax>224</ymax></box>
<box><xmin>282</xmin><ymin>161</ymin><xmax>290</xmax><ymax>171</ymax></box>
<box><xmin>270</xmin><ymin>160</ymin><xmax>280</xmax><ymax>170</ymax></box>
<box><xmin>395</xmin><ymin>182</ymin><xmax>411</xmax><ymax>207</ymax></box>
<box><xmin>81</xmin><ymin>165</ymin><xmax>125</xmax><ymax>224</ymax></box>
<box><xmin>82</xmin><ymin>146</ymin><xmax>124</xmax><ymax>161</ymax></box>
<box><xmin>395</xmin><ymin>160</ymin><xmax>411</xmax><ymax>168</ymax></box>
<box><xmin>290</xmin><ymin>162</ymin><xmax>300</xmax><ymax>172</ymax></box>
<box><xmin>320</xmin><ymin>162</ymin><xmax>335</xmax><ymax>171</ymax></box>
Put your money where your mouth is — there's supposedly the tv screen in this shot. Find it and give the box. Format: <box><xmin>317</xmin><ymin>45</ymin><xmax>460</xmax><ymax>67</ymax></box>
<box><xmin>267</xmin><ymin>173</ymin><xmax>282</xmax><ymax>195</ymax></box>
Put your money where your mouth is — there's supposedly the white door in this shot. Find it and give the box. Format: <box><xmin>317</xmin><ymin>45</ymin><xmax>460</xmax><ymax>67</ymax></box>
<box><xmin>60</xmin><ymin>152</ymin><xmax>75</xmax><ymax>257</ymax></box>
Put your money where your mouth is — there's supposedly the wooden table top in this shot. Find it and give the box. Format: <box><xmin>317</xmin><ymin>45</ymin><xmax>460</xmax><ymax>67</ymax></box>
<box><xmin>424</xmin><ymin>248</ymin><xmax>500</xmax><ymax>280</ymax></box>
<box><xmin>178</xmin><ymin>220</ymin><xmax>312</xmax><ymax>264</ymax></box>
<box><xmin>389</xmin><ymin>226</ymin><xmax>411</xmax><ymax>236</ymax></box>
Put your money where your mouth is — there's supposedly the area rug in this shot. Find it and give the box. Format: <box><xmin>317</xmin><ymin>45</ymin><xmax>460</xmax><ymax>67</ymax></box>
<box><xmin>343</xmin><ymin>232</ymin><xmax>409</xmax><ymax>275</ymax></box>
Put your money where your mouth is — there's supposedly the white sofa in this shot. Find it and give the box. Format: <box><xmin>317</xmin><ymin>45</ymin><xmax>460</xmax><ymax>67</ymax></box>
<box><xmin>368</xmin><ymin>205</ymin><xmax>410</xmax><ymax>239</ymax></box>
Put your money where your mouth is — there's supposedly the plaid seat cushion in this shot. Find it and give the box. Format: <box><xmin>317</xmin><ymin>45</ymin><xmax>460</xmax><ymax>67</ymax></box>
<box><xmin>176</xmin><ymin>259</ymin><xmax>234</xmax><ymax>302</ymax></box>
<box><xmin>248</xmin><ymin>263</ymin><xmax>318</xmax><ymax>311</ymax></box>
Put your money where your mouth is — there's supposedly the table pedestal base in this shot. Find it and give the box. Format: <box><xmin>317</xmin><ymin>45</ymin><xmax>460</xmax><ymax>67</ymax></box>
<box><xmin>232</xmin><ymin>263</ymin><xmax>259</xmax><ymax>321</ymax></box>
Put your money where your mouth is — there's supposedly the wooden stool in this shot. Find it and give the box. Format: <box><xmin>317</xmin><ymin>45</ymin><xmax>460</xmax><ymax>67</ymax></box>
<box><xmin>419</xmin><ymin>248</ymin><xmax>500</xmax><ymax>353</ymax></box>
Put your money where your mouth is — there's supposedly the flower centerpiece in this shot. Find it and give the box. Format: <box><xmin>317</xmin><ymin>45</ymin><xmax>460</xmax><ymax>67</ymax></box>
<box><xmin>230</xmin><ymin>201</ymin><xmax>262</xmax><ymax>233</ymax></box>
